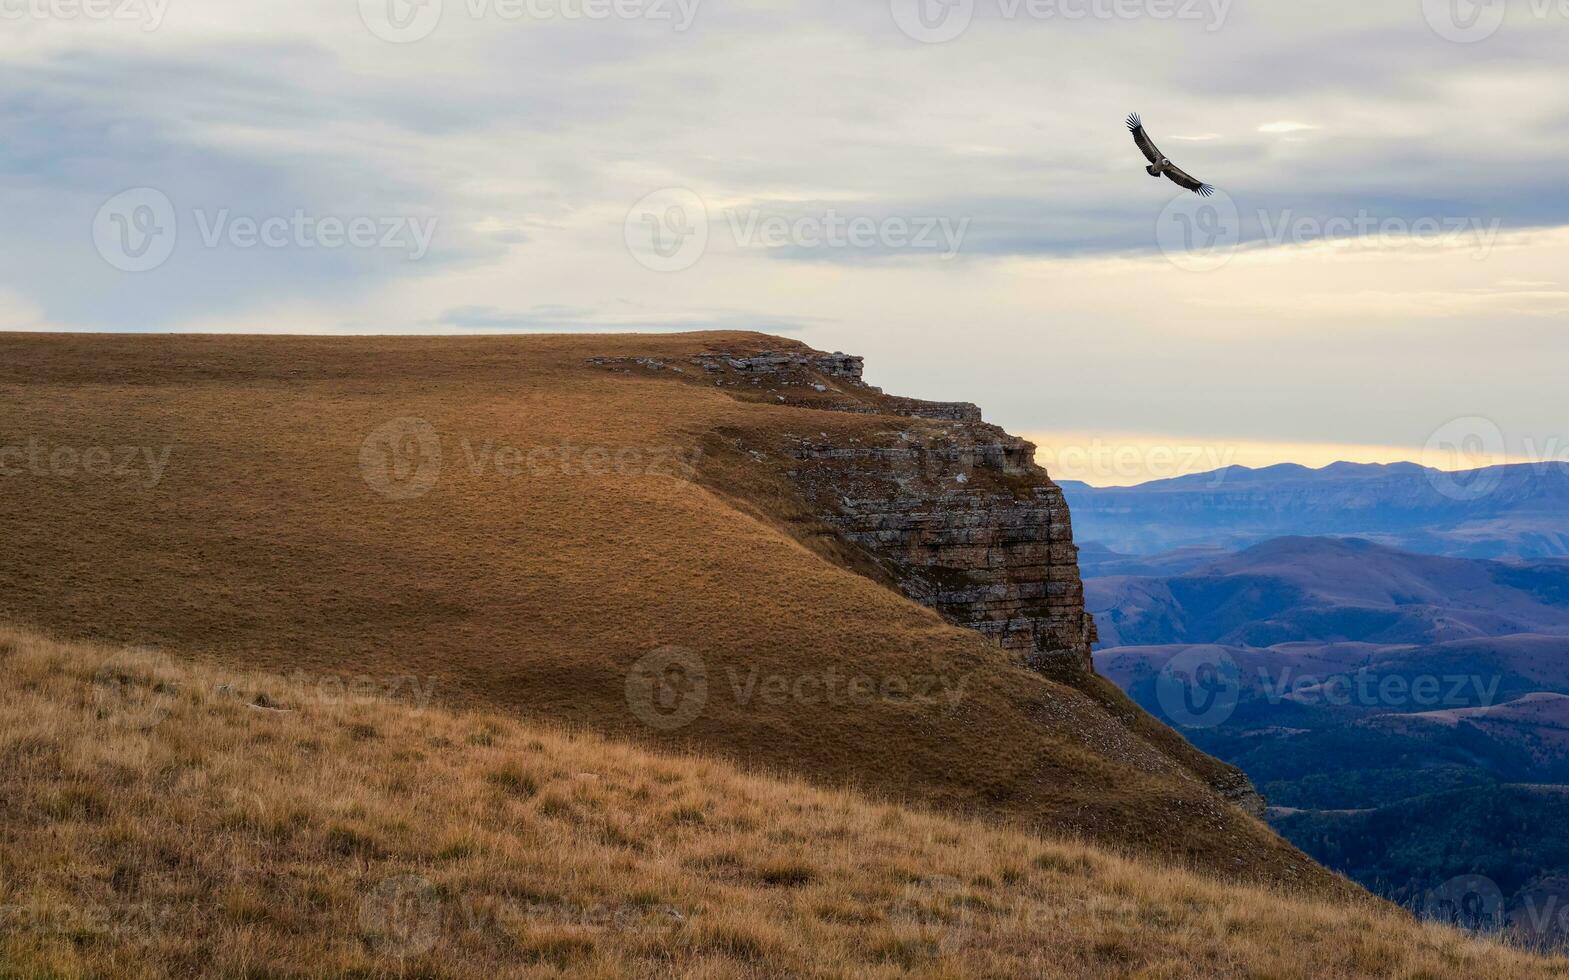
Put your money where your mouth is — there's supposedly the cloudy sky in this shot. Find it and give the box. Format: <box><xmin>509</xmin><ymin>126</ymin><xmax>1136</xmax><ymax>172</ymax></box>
<box><xmin>5</xmin><ymin>0</ymin><xmax>1565</xmax><ymax>483</ymax></box>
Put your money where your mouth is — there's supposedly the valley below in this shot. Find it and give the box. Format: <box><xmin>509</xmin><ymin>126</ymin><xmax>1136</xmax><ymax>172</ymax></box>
<box><xmin>1076</xmin><ymin>491</ymin><xmax>1569</xmax><ymax>942</ymax></box>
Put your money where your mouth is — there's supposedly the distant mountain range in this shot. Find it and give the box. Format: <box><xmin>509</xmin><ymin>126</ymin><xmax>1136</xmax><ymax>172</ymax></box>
<box><xmin>1101</xmin><ymin>634</ymin><xmax>1569</xmax><ymax>724</ymax></box>
<box><xmin>1090</xmin><ymin>533</ymin><xmax>1569</xmax><ymax>915</ymax></box>
<box><xmin>1061</xmin><ymin>461</ymin><xmax>1569</xmax><ymax>559</ymax></box>
<box><xmin>1070</xmin><ymin>456</ymin><xmax>1569</xmax><ymax>915</ymax></box>
<box><xmin>1087</xmin><ymin>536</ymin><xmax>1569</xmax><ymax>648</ymax></box>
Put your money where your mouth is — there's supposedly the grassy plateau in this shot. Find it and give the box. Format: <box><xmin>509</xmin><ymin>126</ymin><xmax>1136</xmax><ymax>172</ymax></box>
<box><xmin>0</xmin><ymin>331</ymin><xmax>1320</xmax><ymax>888</ymax></box>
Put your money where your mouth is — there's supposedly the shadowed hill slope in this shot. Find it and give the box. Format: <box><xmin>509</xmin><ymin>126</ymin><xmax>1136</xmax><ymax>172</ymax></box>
<box><xmin>1089</xmin><ymin>537</ymin><xmax>1569</xmax><ymax>648</ymax></box>
<box><xmin>9</xmin><ymin>628</ymin><xmax>1563</xmax><ymax>978</ymax></box>
<box><xmin>1</xmin><ymin>331</ymin><xmax>1323</xmax><ymax>890</ymax></box>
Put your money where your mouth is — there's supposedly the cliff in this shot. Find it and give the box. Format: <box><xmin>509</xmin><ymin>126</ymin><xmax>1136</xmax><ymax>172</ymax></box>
<box><xmin>593</xmin><ymin>339</ymin><xmax>1265</xmax><ymax>817</ymax></box>
<box><xmin>595</xmin><ymin>347</ymin><xmax>1100</xmax><ymax>673</ymax></box>
<box><xmin>2</xmin><ymin>330</ymin><xmax>1301</xmax><ymax>885</ymax></box>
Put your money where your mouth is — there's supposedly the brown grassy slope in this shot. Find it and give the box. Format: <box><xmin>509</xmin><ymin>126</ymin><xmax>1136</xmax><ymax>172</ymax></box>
<box><xmin>4</xmin><ymin>628</ymin><xmax>1564</xmax><ymax>979</ymax></box>
<box><xmin>2</xmin><ymin>331</ymin><xmax>1314</xmax><ymax>889</ymax></box>
<box><xmin>686</xmin><ymin>401</ymin><xmax>1261</xmax><ymax>810</ymax></box>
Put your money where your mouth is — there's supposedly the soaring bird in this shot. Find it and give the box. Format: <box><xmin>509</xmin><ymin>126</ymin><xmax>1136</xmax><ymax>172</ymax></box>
<box><xmin>1126</xmin><ymin>113</ymin><xmax>1214</xmax><ymax>197</ymax></box>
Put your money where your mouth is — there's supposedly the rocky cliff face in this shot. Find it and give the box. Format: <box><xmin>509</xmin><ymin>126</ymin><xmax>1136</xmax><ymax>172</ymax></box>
<box><xmin>598</xmin><ymin>347</ymin><xmax>1100</xmax><ymax>672</ymax></box>
<box><xmin>779</xmin><ymin>414</ymin><xmax>1099</xmax><ymax>672</ymax></box>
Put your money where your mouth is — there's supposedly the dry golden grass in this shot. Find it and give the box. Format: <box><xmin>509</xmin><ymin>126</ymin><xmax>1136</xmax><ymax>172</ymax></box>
<box><xmin>2</xmin><ymin>625</ymin><xmax>1563</xmax><ymax>979</ymax></box>
<box><xmin>0</xmin><ymin>331</ymin><xmax>1324</xmax><ymax>890</ymax></box>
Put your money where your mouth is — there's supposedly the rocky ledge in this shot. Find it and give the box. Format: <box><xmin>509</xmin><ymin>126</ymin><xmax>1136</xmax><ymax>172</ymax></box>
<box><xmin>595</xmin><ymin>347</ymin><xmax>1099</xmax><ymax>672</ymax></box>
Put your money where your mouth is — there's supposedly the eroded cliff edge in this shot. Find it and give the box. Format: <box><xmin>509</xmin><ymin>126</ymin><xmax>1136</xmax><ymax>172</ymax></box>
<box><xmin>593</xmin><ymin>340</ymin><xmax>1264</xmax><ymax>817</ymax></box>
<box><xmin>746</xmin><ymin>352</ymin><xmax>1100</xmax><ymax>673</ymax></box>
<box><xmin>594</xmin><ymin>346</ymin><xmax>1097</xmax><ymax>674</ymax></box>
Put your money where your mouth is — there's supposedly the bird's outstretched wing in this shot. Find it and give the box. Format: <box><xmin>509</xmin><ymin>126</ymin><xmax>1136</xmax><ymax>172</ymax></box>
<box><xmin>1126</xmin><ymin>113</ymin><xmax>1162</xmax><ymax>165</ymax></box>
<box><xmin>1162</xmin><ymin>164</ymin><xmax>1214</xmax><ymax>197</ymax></box>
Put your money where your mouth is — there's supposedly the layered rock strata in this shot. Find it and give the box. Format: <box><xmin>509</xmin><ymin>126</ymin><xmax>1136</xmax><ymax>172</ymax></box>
<box><xmin>595</xmin><ymin>348</ymin><xmax>1098</xmax><ymax>672</ymax></box>
<box><xmin>777</xmin><ymin>405</ymin><xmax>1099</xmax><ymax>672</ymax></box>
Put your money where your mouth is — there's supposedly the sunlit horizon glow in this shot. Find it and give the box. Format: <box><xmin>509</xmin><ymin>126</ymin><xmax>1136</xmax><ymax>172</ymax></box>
<box><xmin>1023</xmin><ymin>431</ymin><xmax>1531</xmax><ymax>488</ymax></box>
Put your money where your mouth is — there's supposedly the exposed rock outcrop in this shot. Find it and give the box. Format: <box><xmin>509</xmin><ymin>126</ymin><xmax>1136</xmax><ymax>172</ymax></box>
<box><xmin>596</xmin><ymin>348</ymin><xmax>1099</xmax><ymax>672</ymax></box>
<box><xmin>781</xmin><ymin>424</ymin><xmax>1099</xmax><ymax>673</ymax></box>
<box><xmin>778</xmin><ymin>363</ymin><xmax>1098</xmax><ymax>677</ymax></box>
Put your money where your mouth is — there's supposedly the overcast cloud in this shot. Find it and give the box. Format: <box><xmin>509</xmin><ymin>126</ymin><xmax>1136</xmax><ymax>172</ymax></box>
<box><xmin>3</xmin><ymin>0</ymin><xmax>1565</xmax><ymax>477</ymax></box>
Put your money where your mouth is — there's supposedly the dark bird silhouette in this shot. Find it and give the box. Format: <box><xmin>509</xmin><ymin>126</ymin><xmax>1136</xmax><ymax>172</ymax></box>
<box><xmin>1126</xmin><ymin>113</ymin><xmax>1214</xmax><ymax>197</ymax></box>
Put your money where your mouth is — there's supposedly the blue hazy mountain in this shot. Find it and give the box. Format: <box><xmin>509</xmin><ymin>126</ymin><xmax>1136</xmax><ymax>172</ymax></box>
<box><xmin>1060</xmin><ymin>461</ymin><xmax>1569</xmax><ymax>559</ymax></box>
<box><xmin>1086</xmin><ymin>536</ymin><xmax>1569</xmax><ymax>647</ymax></box>
<box><xmin>1091</xmin><ymin>533</ymin><xmax>1569</xmax><ymax>918</ymax></box>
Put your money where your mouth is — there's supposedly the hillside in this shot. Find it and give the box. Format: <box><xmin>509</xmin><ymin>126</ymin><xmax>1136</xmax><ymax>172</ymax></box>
<box><xmin>0</xmin><ymin>331</ymin><xmax>1317</xmax><ymax>889</ymax></box>
<box><xmin>1097</xmin><ymin>633</ymin><xmax>1569</xmax><ymax>807</ymax></box>
<box><xmin>1394</xmin><ymin>693</ymin><xmax>1569</xmax><ymax>764</ymax></box>
<box><xmin>1087</xmin><ymin>537</ymin><xmax>1569</xmax><ymax>647</ymax></box>
<box><xmin>1061</xmin><ymin>462</ymin><xmax>1569</xmax><ymax>559</ymax></box>
<box><xmin>1100</xmin><ymin>634</ymin><xmax>1569</xmax><ymax>719</ymax></box>
<box><xmin>4</xmin><ymin>626</ymin><xmax>1564</xmax><ymax>978</ymax></box>
<box><xmin>1077</xmin><ymin>542</ymin><xmax>1231</xmax><ymax>579</ymax></box>
<box><xmin>1273</xmin><ymin>783</ymin><xmax>1569</xmax><ymax>948</ymax></box>
<box><xmin>1092</xmin><ymin>542</ymin><xmax>1569</xmax><ymax>912</ymax></box>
